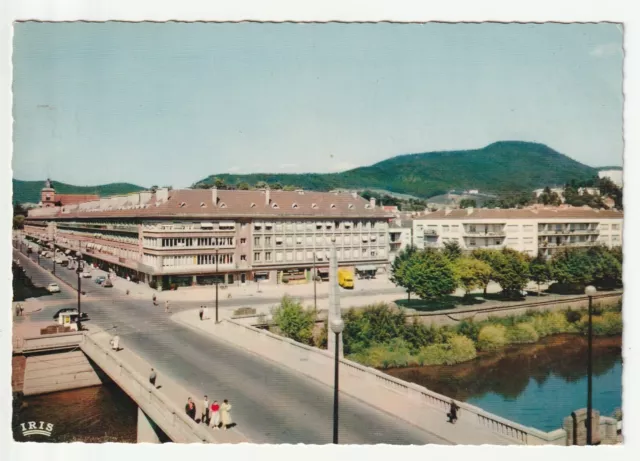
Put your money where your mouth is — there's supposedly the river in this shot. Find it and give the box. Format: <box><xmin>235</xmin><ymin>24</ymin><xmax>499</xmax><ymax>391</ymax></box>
<box><xmin>13</xmin><ymin>384</ymin><xmax>139</xmax><ymax>443</ymax></box>
<box><xmin>386</xmin><ymin>334</ymin><xmax>622</xmax><ymax>432</ymax></box>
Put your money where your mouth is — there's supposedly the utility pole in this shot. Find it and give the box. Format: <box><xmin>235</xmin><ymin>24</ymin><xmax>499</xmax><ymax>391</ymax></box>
<box><xmin>585</xmin><ymin>285</ymin><xmax>597</xmax><ymax>445</ymax></box>
<box><xmin>76</xmin><ymin>258</ymin><xmax>83</xmax><ymax>331</ymax></box>
<box><xmin>313</xmin><ymin>253</ymin><xmax>317</xmax><ymax>311</ymax></box>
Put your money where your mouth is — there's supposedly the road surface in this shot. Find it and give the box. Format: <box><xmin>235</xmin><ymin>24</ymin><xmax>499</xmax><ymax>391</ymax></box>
<box><xmin>14</xmin><ymin>249</ymin><xmax>450</xmax><ymax>445</ymax></box>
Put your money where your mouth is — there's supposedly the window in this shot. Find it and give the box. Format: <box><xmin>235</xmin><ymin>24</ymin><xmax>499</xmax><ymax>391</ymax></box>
<box><xmin>292</xmin><ymin>203</ymin><xmax>299</xmax><ymax>209</ymax></box>
<box><xmin>600</xmin><ymin>224</ymin><xmax>609</xmax><ymax>230</ymax></box>
<box><xmin>451</xmin><ymin>225</ymin><xmax>459</xmax><ymax>233</ymax></box>
<box><xmin>612</xmin><ymin>235</ymin><xmax>621</xmax><ymax>243</ymax></box>
<box><xmin>612</xmin><ymin>224</ymin><xmax>620</xmax><ymax>230</ymax></box>
<box><xmin>265</xmin><ymin>237</ymin><xmax>271</xmax><ymax>245</ymax></box>
<box><xmin>254</xmin><ymin>252</ymin><xmax>261</xmax><ymax>261</ymax></box>
<box><xmin>286</xmin><ymin>237</ymin><xmax>293</xmax><ymax>245</ymax></box>
<box><xmin>524</xmin><ymin>237</ymin><xmax>533</xmax><ymax>244</ymax></box>
<box><xmin>276</xmin><ymin>252</ymin><xmax>283</xmax><ymax>262</ymax></box>
<box><xmin>523</xmin><ymin>225</ymin><xmax>533</xmax><ymax>232</ymax></box>
<box><xmin>254</xmin><ymin>237</ymin><xmax>260</xmax><ymax>246</ymax></box>
<box><xmin>296</xmin><ymin>251</ymin><xmax>303</xmax><ymax>261</ymax></box>
<box><xmin>241</xmin><ymin>238</ymin><xmax>246</xmax><ymax>245</ymax></box>
<box><xmin>286</xmin><ymin>252</ymin><xmax>293</xmax><ymax>261</ymax></box>
<box><xmin>442</xmin><ymin>225</ymin><xmax>449</xmax><ymax>233</ymax></box>
<box><xmin>469</xmin><ymin>239</ymin><xmax>476</xmax><ymax>247</ymax></box>
<box><xmin>241</xmin><ymin>255</ymin><xmax>247</xmax><ymax>261</ymax></box>
<box><xmin>265</xmin><ymin>252</ymin><xmax>272</xmax><ymax>261</ymax></box>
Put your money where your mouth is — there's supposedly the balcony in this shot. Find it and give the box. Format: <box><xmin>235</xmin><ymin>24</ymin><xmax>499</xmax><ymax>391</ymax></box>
<box><xmin>464</xmin><ymin>230</ymin><xmax>506</xmax><ymax>237</ymax></box>
<box><xmin>538</xmin><ymin>241</ymin><xmax>596</xmax><ymax>249</ymax></box>
<box><xmin>423</xmin><ymin>229</ymin><xmax>439</xmax><ymax>237</ymax></box>
<box><xmin>538</xmin><ymin>228</ymin><xmax>600</xmax><ymax>236</ymax></box>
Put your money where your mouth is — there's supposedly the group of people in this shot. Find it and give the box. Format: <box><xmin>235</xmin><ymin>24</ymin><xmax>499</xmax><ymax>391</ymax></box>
<box><xmin>185</xmin><ymin>396</ymin><xmax>233</xmax><ymax>430</ymax></box>
<box><xmin>14</xmin><ymin>303</ymin><xmax>24</xmax><ymax>317</ymax></box>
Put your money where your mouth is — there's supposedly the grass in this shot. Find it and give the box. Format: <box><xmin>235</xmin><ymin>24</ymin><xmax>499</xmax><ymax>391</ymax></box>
<box><xmin>395</xmin><ymin>294</ymin><xmax>485</xmax><ymax>312</ymax></box>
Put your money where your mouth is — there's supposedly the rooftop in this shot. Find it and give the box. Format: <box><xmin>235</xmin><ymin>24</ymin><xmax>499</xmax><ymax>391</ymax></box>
<box><xmin>414</xmin><ymin>206</ymin><xmax>623</xmax><ymax>221</ymax></box>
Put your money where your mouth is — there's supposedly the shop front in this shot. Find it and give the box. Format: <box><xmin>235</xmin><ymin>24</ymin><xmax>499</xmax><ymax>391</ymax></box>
<box><xmin>279</xmin><ymin>268</ymin><xmax>307</xmax><ymax>285</ymax></box>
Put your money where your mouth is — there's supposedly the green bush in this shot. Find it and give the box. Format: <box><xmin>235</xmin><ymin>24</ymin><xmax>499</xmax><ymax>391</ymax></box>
<box><xmin>477</xmin><ymin>325</ymin><xmax>508</xmax><ymax>351</ymax></box>
<box><xmin>531</xmin><ymin>311</ymin><xmax>571</xmax><ymax>337</ymax></box>
<box><xmin>350</xmin><ymin>339</ymin><xmax>414</xmax><ymax>369</ymax></box>
<box><xmin>448</xmin><ymin>335</ymin><xmax>477</xmax><ymax>362</ymax></box>
<box><xmin>578</xmin><ymin>311</ymin><xmax>622</xmax><ymax>336</ymax></box>
<box><xmin>506</xmin><ymin>323</ymin><xmax>539</xmax><ymax>344</ymax></box>
<box><xmin>416</xmin><ymin>343</ymin><xmax>451</xmax><ymax>366</ymax></box>
<box><xmin>456</xmin><ymin>320</ymin><xmax>480</xmax><ymax>342</ymax></box>
<box><xmin>271</xmin><ymin>295</ymin><xmax>316</xmax><ymax>345</ymax></box>
<box><xmin>565</xmin><ymin>309</ymin><xmax>582</xmax><ymax>324</ymax></box>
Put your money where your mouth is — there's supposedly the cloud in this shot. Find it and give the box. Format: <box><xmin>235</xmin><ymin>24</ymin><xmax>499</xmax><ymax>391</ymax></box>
<box><xmin>590</xmin><ymin>43</ymin><xmax>621</xmax><ymax>58</ymax></box>
<box><xmin>278</xmin><ymin>163</ymin><xmax>299</xmax><ymax>170</ymax></box>
<box><xmin>227</xmin><ymin>166</ymin><xmax>241</xmax><ymax>173</ymax></box>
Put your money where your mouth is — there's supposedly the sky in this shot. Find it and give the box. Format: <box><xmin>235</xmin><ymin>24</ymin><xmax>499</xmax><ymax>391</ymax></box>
<box><xmin>12</xmin><ymin>22</ymin><xmax>624</xmax><ymax>189</ymax></box>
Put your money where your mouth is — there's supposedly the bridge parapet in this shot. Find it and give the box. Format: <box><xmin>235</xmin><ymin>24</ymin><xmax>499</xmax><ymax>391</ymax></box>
<box><xmin>80</xmin><ymin>331</ymin><xmax>240</xmax><ymax>444</ymax></box>
<box><xmin>19</xmin><ymin>332</ymin><xmax>84</xmax><ymax>354</ymax></box>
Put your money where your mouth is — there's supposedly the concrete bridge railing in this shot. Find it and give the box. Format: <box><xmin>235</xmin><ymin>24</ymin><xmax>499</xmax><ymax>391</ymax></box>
<box><xmin>223</xmin><ymin>319</ymin><xmax>570</xmax><ymax>445</ymax></box>
<box><xmin>81</xmin><ymin>333</ymin><xmax>219</xmax><ymax>444</ymax></box>
<box><xmin>19</xmin><ymin>332</ymin><xmax>84</xmax><ymax>354</ymax></box>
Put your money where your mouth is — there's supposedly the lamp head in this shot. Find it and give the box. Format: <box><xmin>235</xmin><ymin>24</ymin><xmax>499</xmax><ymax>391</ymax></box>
<box><xmin>330</xmin><ymin>318</ymin><xmax>344</xmax><ymax>334</ymax></box>
<box><xmin>584</xmin><ymin>285</ymin><xmax>597</xmax><ymax>297</ymax></box>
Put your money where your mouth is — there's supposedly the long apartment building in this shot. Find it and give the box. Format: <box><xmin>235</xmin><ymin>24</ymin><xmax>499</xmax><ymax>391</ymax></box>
<box><xmin>411</xmin><ymin>207</ymin><xmax>623</xmax><ymax>257</ymax></box>
<box><xmin>24</xmin><ymin>185</ymin><xmax>393</xmax><ymax>290</ymax></box>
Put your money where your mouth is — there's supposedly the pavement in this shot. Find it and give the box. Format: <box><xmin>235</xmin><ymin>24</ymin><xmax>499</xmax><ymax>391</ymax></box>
<box><xmin>12</xmin><ymin>248</ymin><xmax>450</xmax><ymax>445</ymax></box>
<box><xmin>173</xmin><ymin>309</ymin><xmax>512</xmax><ymax>446</ymax></box>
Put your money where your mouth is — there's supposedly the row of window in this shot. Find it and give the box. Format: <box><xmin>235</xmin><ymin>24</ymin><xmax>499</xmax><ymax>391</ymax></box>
<box><xmin>253</xmin><ymin>234</ymin><xmax>385</xmax><ymax>247</ymax></box>
<box><xmin>154</xmin><ymin>253</ymin><xmax>236</xmax><ymax>268</ymax></box>
<box><xmin>58</xmin><ymin>229</ymin><xmax>138</xmax><ymax>246</ymax></box>
<box><xmin>254</xmin><ymin>220</ymin><xmax>386</xmax><ymax>232</ymax></box>
<box><xmin>253</xmin><ymin>248</ymin><xmax>386</xmax><ymax>263</ymax></box>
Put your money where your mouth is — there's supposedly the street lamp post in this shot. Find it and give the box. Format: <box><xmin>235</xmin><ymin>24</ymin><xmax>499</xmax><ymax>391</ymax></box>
<box><xmin>584</xmin><ymin>285</ymin><xmax>597</xmax><ymax>445</ymax></box>
<box><xmin>313</xmin><ymin>253</ymin><xmax>317</xmax><ymax>311</ymax></box>
<box><xmin>215</xmin><ymin>248</ymin><xmax>219</xmax><ymax>324</ymax></box>
<box><xmin>76</xmin><ymin>257</ymin><xmax>84</xmax><ymax>331</ymax></box>
<box><xmin>330</xmin><ymin>318</ymin><xmax>344</xmax><ymax>444</ymax></box>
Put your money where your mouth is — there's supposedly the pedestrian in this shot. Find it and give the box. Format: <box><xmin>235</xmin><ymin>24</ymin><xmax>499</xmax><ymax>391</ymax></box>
<box><xmin>185</xmin><ymin>397</ymin><xmax>196</xmax><ymax>420</ymax></box>
<box><xmin>110</xmin><ymin>334</ymin><xmax>120</xmax><ymax>351</ymax></box>
<box><xmin>149</xmin><ymin>368</ymin><xmax>157</xmax><ymax>387</ymax></box>
<box><xmin>204</xmin><ymin>305</ymin><xmax>208</xmax><ymax>319</ymax></box>
<box><xmin>202</xmin><ymin>395</ymin><xmax>210</xmax><ymax>425</ymax></box>
<box><xmin>15</xmin><ymin>304</ymin><xmax>20</xmax><ymax>317</ymax></box>
<box><xmin>152</xmin><ymin>294</ymin><xmax>157</xmax><ymax>306</ymax></box>
<box><xmin>447</xmin><ymin>400</ymin><xmax>460</xmax><ymax>424</ymax></box>
<box><xmin>220</xmin><ymin>399</ymin><xmax>233</xmax><ymax>430</ymax></box>
<box><xmin>165</xmin><ymin>300</ymin><xmax>170</xmax><ymax>313</ymax></box>
<box><xmin>199</xmin><ymin>306</ymin><xmax>204</xmax><ymax>321</ymax></box>
<box><xmin>19</xmin><ymin>303</ymin><xmax>24</xmax><ymax>316</ymax></box>
<box><xmin>210</xmin><ymin>400</ymin><xmax>221</xmax><ymax>429</ymax></box>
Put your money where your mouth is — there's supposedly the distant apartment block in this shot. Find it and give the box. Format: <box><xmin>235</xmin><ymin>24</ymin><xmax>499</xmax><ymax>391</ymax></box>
<box><xmin>388</xmin><ymin>219</ymin><xmax>413</xmax><ymax>261</ymax></box>
<box><xmin>411</xmin><ymin>207</ymin><xmax>623</xmax><ymax>257</ymax></box>
<box><xmin>598</xmin><ymin>169</ymin><xmax>623</xmax><ymax>188</ymax></box>
<box><xmin>24</xmin><ymin>184</ymin><xmax>393</xmax><ymax>289</ymax></box>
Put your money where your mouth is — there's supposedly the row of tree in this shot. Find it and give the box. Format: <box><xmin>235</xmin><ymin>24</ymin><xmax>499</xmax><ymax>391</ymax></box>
<box><xmin>391</xmin><ymin>242</ymin><xmax>622</xmax><ymax>301</ymax></box>
<box><xmin>192</xmin><ymin>177</ymin><xmax>299</xmax><ymax>191</ymax></box>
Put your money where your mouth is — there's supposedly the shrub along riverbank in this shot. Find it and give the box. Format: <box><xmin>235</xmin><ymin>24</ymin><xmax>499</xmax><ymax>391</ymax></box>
<box><xmin>268</xmin><ymin>296</ymin><xmax>622</xmax><ymax>370</ymax></box>
<box><xmin>343</xmin><ymin>302</ymin><xmax>622</xmax><ymax>369</ymax></box>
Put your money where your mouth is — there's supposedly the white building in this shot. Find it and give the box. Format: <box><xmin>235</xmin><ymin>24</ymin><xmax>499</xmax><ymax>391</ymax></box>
<box><xmin>598</xmin><ymin>169</ymin><xmax>623</xmax><ymax>188</ymax></box>
<box><xmin>411</xmin><ymin>207</ymin><xmax>623</xmax><ymax>257</ymax></box>
<box><xmin>388</xmin><ymin>219</ymin><xmax>413</xmax><ymax>262</ymax></box>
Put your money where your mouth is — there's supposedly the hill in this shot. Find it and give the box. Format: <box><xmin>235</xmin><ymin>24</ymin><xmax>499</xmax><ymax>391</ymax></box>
<box><xmin>195</xmin><ymin>141</ymin><xmax>598</xmax><ymax>198</ymax></box>
<box><xmin>12</xmin><ymin>179</ymin><xmax>145</xmax><ymax>205</ymax></box>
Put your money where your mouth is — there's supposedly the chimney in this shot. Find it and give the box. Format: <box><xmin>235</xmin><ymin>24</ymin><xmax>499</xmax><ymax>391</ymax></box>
<box><xmin>156</xmin><ymin>187</ymin><xmax>169</xmax><ymax>203</ymax></box>
<box><xmin>265</xmin><ymin>187</ymin><xmax>271</xmax><ymax>206</ymax></box>
<box><xmin>212</xmin><ymin>186</ymin><xmax>218</xmax><ymax>206</ymax></box>
<box><xmin>466</xmin><ymin>207</ymin><xmax>474</xmax><ymax>215</ymax></box>
<box><xmin>351</xmin><ymin>191</ymin><xmax>358</xmax><ymax>199</ymax></box>
<box><xmin>445</xmin><ymin>207</ymin><xmax>452</xmax><ymax>216</ymax></box>
<box><xmin>370</xmin><ymin>197</ymin><xmax>376</xmax><ymax>208</ymax></box>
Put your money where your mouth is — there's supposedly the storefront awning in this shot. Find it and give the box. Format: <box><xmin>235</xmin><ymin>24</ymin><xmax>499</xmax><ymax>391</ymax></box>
<box><xmin>356</xmin><ymin>265</ymin><xmax>378</xmax><ymax>272</ymax></box>
<box><xmin>219</xmin><ymin>221</ymin><xmax>235</xmax><ymax>227</ymax></box>
<box><xmin>200</xmin><ymin>222</ymin><xmax>214</xmax><ymax>228</ymax></box>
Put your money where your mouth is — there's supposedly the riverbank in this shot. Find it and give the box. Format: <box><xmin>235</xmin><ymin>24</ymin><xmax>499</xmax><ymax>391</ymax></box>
<box><xmin>386</xmin><ymin>334</ymin><xmax>622</xmax><ymax>431</ymax></box>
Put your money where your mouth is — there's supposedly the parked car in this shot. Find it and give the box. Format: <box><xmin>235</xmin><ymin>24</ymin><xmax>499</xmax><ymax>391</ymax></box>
<box><xmin>95</xmin><ymin>276</ymin><xmax>106</xmax><ymax>284</ymax></box>
<box><xmin>103</xmin><ymin>279</ymin><xmax>113</xmax><ymax>288</ymax></box>
<box><xmin>46</xmin><ymin>283</ymin><xmax>61</xmax><ymax>293</ymax></box>
<box><xmin>82</xmin><ymin>272</ymin><xmax>92</xmax><ymax>278</ymax></box>
<box><xmin>53</xmin><ymin>308</ymin><xmax>88</xmax><ymax>321</ymax></box>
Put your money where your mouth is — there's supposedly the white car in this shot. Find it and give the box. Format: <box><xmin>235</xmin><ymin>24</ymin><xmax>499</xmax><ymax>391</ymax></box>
<box><xmin>47</xmin><ymin>283</ymin><xmax>61</xmax><ymax>293</ymax></box>
<box><xmin>82</xmin><ymin>272</ymin><xmax>92</xmax><ymax>278</ymax></box>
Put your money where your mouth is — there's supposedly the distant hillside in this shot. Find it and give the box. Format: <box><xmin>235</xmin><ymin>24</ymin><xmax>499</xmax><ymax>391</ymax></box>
<box><xmin>12</xmin><ymin>179</ymin><xmax>145</xmax><ymax>205</ymax></box>
<box><xmin>196</xmin><ymin>141</ymin><xmax>598</xmax><ymax>198</ymax></box>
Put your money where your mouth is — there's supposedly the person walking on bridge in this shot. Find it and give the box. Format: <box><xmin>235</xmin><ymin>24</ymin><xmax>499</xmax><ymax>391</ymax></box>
<box><xmin>152</xmin><ymin>294</ymin><xmax>157</xmax><ymax>306</ymax></box>
<box><xmin>149</xmin><ymin>368</ymin><xmax>157</xmax><ymax>387</ymax></box>
<box><xmin>185</xmin><ymin>397</ymin><xmax>196</xmax><ymax>421</ymax></box>
<box><xmin>210</xmin><ymin>400</ymin><xmax>221</xmax><ymax>429</ymax></box>
<box><xmin>199</xmin><ymin>306</ymin><xmax>204</xmax><ymax>321</ymax></box>
<box><xmin>165</xmin><ymin>300</ymin><xmax>170</xmax><ymax>313</ymax></box>
<box><xmin>447</xmin><ymin>399</ymin><xmax>460</xmax><ymax>424</ymax></box>
<box><xmin>220</xmin><ymin>399</ymin><xmax>233</xmax><ymax>430</ymax></box>
<box><xmin>201</xmin><ymin>395</ymin><xmax>210</xmax><ymax>425</ymax></box>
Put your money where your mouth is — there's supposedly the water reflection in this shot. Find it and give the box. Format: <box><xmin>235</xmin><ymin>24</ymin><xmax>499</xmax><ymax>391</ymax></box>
<box><xmin>13</xmin><ymin>384</ymin><xmax>138</xmax><ymax>443</ymax></box>
<box><xmin>387</xmin><ymin>335</ymin><xmax>622</xmax><ymax>431</ymax></box>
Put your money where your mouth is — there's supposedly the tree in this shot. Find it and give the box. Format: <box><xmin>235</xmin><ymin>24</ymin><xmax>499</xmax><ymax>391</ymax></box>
<box><xmin>528</xmin><ymin>255</ymin><xmax>552</xmax><ymax>296</ymax></box>
<box><xmin>550</xmin><ymin>248</ymin><xmax>596</xmax><ymax>288</ymax></box>
<box><xmin>283</xmin><ymin>185</ymin><xmax>297</xmax><ymax>191</ymax></box>
<box><xmin>150</xmin><ymin>185</ymin><xmax>159</xmax><ymax>192</ymax></box>
<box><xmin>271</xmin><ymin>182</ymin><xmax>283</xmax><ymax>190</ymax></box>
<box><xmin>459</xmin><ymin>198</ymin><xmax>477</xmax><ymax>209</ymax></box>
<box><xmin>390</xmin><ymin>245</ymin><xmax>419</xmax><ymax>302</ymax></box>
<box><xmin>13</xmin><ymin>215</ymin><xmax>25</xmax><ymax>230</ymax></box>
<box><xmin>454</xmin><ymin>257</ymin><xmax>492</xmax><ymax>296</ymax></box>
<box><xmin>491</xmin><ymin>248</ymin><xmax>530</xmax><ymax>297</ymax></box>
<box><xmin>213</xmin><ymin>177</ymin><xmax>227</xmax><ymax>190</ymax></box>
<box><xmin>470</xmin><ymin>248</ymin><xmax>503</xmax><ymax>295</ymax></box>
<box><xmin>587</xmin><ymin>245</ymin><xmax>622</xmax><ymax>288</ymax></box>
<box><xmin>442</xmin><ymin>240</ymin><xmax>462</xmax><ymax>261</ymax></box>
<box><xmin>271</xmin><ymin>295</ymin><xmax>317</xmax><ymax>345</ymax></box>
<box><xmin>255</xmin><ymin>181</ymin><xmax>268</xmax><ymax>189</ymax></box>
<box><xmin>410</xmin><ymin>249</ymin><xmax>458</xmax><ymax>300</ymax></box>
<box><xmin>193</xmin><ymin>182</ymin><xmax>212</xmax><ymax>189</ymax></box>
<box><xmin>237</xmin><ymin>182</ymin><xmax>250</xmax><ymax>190</ymax></box>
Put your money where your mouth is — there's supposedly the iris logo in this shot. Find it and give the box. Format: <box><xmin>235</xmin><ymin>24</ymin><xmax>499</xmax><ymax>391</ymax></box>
<box><xmin>20</xmin><ymin>421</ymin><xmax>54</xmax><ymax>437</ymax></box>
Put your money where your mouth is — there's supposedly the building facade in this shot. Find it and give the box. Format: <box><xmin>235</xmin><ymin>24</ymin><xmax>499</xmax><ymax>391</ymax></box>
<box><xmin>411</xmin><ymin>207</ymin><xmax>623</xmax><ymax>257</ymax></box>
<box><xmin>388</xmin><ymin>219</ymin><xmax>413</xmax><ymax>262</ymax></box>
<box><xmin>25</xmin><ymin>186</ymin><xmax>393</xmax><ymax>290</ymax></box>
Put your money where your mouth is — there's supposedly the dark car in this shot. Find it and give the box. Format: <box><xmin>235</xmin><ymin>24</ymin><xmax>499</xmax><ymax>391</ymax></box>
<box><xmin>95</xmin><ymin>276</ymin><xmax>106</xmax><ymax>284</ymax></box>
<box><xmin>53</xmin><ymin>308</ymin><xmax>89</xmax><ymax>321</ymax></box>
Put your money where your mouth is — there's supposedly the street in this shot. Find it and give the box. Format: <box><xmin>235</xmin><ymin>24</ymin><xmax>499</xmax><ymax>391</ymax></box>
<box><xmin>13</xmin><ymin>249</ymin><xmax>450</xmax><ymax>445</ymax></box>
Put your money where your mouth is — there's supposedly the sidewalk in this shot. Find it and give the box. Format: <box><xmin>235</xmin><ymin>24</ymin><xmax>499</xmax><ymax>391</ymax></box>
<box><xmin>84</xmin><ymin>325</ymin><xmax>248</xmax><ymax>443</ymax></box>
<box><xmin>173</xmin><ymin>310</ymin><xmax>513</xmax><ymax>445</ymax></box>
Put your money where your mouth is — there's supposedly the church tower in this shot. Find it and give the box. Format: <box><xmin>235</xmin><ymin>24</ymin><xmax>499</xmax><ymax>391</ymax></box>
<box><xmin>40</xmin><ymin>178</ymin><xmax>56</xmax><ymax>207</ymax></box>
